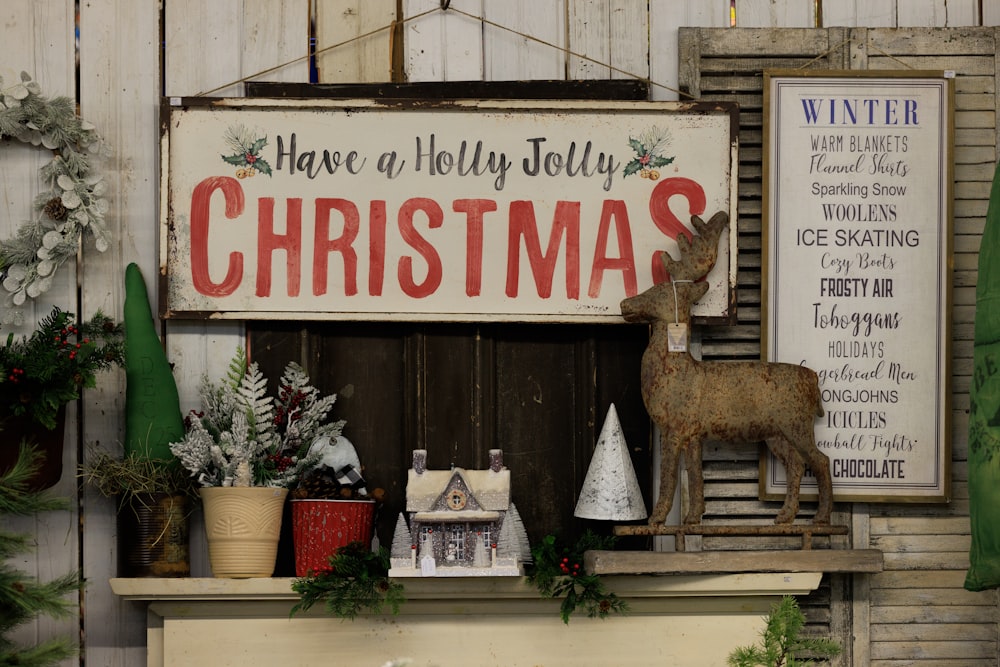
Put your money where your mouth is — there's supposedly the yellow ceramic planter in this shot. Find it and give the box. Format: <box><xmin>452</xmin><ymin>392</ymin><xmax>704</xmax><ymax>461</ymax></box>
<box><xmin>200</xmin><ymin>486</ymin><xmax>288</xmax><ymax>578</ymax></box>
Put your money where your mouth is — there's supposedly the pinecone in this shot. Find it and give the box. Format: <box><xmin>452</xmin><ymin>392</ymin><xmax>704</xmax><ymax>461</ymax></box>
<box><xmin>43</xmin><ymin>197</ymin><xmax>68</xmax><ymax>221</ymax></box>
<box><xmin>295</xmin><ymin>472</ymin><xmax>341</xmax><ymax>499</ymax></box>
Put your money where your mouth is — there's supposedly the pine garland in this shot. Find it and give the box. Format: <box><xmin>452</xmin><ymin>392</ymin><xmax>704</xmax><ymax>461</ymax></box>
<box><xmin>0</xmin><ymin>71</ymin><xmax>110</xmax><ymax>323</ymax></box>
<box><xmin>290</xmin><ymin>542</ymin><xmax>405</xmax><ymax>619</ymax></box>
<box><xmin>0</xmin><ymin>443</ymin><xmax>79</xmax><ymax>666</ymax></box>
<box><xmin>527</xmin><ymin>530</ymin><xmax>627</xmax><ymax>624</ymax></box>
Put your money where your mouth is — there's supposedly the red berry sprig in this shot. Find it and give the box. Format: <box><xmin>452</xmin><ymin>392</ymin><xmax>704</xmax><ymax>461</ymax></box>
<box><xmin>558</xmin><ymin>557</ymin><xmax>582</xmax><ymax>576</ymax></box>
<box><xmin>276</xmin><ymin>384</ymin><xmax>308</xmax><ymax>427</ymax></box>
<box><xmin>184</xmin><ymin>410</ymin><xmax>205</xmax><ymax>428</ymax></box>
<box><xmin>267</xmin><ymin>453</ymin><xmax>295</xmax><ymax>472</ymax></box>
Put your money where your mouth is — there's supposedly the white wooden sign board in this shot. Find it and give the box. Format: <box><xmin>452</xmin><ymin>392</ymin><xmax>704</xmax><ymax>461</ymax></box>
<box><xmin>159</xmin><ymin>98</ymin><xmax>738</xmax><ymax>322</ymax></box>
<box><xmin>762</xmin><ymin>71</ymin><xmax>953</xmax><ymax>503</ymax></box>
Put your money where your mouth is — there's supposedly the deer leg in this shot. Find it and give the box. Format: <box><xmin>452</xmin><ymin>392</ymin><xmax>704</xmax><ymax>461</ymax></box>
<box><xmin>649</xmin><ymin>430</ymin><xmax>682</xmax><ymax>525</ymax></box>
<box><xmin>768</xmin><ymin>437</ymin><xmax>802</xmax><ymax>524</ymax></box>
<box><xmin>682</xmin><ymin>438</ymin><xmax>705</xmax><ymax>524</ymax></box>
<box><xmin>786</xmin><ymin>424</ymin><xmax>834</xmax><ymax>525</ymax></box>
<box><xmin>803</xmin><ymin>446</ymin><xmax>833</xmax><ymax>525</ymax></box>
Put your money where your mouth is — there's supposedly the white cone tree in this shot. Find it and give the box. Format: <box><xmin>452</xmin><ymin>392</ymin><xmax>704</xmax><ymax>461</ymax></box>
<box><xmin>574</xmin><ymin>403</ymin><xmax>648</xmax><ymax>521</ymax></box>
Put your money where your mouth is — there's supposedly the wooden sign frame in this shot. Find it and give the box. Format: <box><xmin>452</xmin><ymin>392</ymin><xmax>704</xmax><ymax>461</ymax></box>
<box><xmin>761</xmin><ymin>70</ymin><xmax>953</xmax><ymax>503</ymax></box>
<box><xmin>158</xmin><ymin>97</ymin><xmax>738</xmax><ymax>323</ymax></box>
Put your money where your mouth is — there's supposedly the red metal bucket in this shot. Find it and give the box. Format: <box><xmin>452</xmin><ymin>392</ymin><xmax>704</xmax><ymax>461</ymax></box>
<box><xmin>291</xmin><ymin>499</ymin><xmax>376</xmax><ymax>576</ymax></box>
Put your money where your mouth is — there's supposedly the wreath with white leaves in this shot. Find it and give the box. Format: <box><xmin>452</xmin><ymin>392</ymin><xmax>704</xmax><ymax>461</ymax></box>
<box><xmin>0</xmin><ymin>71</ymin><xmax>110</xmax><ymax>321</ymax></box>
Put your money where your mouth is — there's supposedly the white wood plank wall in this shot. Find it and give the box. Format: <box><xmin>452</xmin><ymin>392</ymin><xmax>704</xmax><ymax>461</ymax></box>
<box><xmin>0</xmin><ymin>1</ymin><xmax>996</xmax><ymax>665</ymax></box>
<box><xmin>0</xmin><ymin>4</ymin><xmax>81</xmax><ymax>666</ymax></box>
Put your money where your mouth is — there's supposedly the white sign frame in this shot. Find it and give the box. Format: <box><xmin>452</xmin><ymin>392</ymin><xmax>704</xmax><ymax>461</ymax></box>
<box><xmin>762</xmin><ymin>70</ymin><xmax>953</xmax><ymax>503</ymax></box>
<box><xmin>159</xmin><ymin>97</ymin><xmax>738</xmax><ymax>323</ymax></box>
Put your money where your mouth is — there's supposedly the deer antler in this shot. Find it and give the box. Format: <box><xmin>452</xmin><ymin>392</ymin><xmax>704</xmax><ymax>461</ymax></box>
<box><xmin>661</xmin><ymin>211</ymin><xmax>729</xmax><ymax>281</ymax></box>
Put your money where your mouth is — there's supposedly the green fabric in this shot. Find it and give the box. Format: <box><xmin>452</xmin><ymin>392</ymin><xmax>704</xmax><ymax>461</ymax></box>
<box><xmin>965</xmin><ymin>160</ymin><xmax>1000</xmax><ymax>591</ymax></box>
<box><xmin>123</xmin><ymin>263</ymin><xmax>184</xmax><ymax>461</ymax></box>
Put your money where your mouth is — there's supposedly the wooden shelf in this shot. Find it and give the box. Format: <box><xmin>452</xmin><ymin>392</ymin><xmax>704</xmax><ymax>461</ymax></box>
<box><xmin>585</xmin><ymin>549</ymin><xmax>884</xmax><ymax>575</ymax></box>
<box><xmin>110</xmin><ymin>571</ymin><xmax>826</xmax><ymax>601</ymax></box>
<box><xmin>111</xmin><ymin>572</ymin><xmax>826</xmax><ymax>667</ymax></box>
<box><xmin>613</xmin><ymin>523</ymin><xmax>851</xmax><ymax>550</ymax></box>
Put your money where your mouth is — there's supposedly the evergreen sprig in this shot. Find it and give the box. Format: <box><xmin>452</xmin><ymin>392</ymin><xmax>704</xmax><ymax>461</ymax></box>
<box><xmin>727</xmin><ymin>596</ymin><xmax>842</xmax><ymax>667</ymax></box>
<box><xmin>0</xmin><ymin>445</ymin><xmax>66</xmax><ymax>515</ymax></box>
<box><xmin>0</xmin><ymin>442</ymin><xmax>79</xmax><ymax>666</ymax></box>
<box><xmin>290</xmin><ymin>542</ymin><xmax>405</xmax><ymax>619</ymax></box>
<box><xmin>527</xmin><ymin>531</ymin><xmax>627</xmax><ymax>623</ymax></box>
<box><xmin>0</xmin><ymin>306</ymin><xmax>124</xmax><ymax>430</ymax></box>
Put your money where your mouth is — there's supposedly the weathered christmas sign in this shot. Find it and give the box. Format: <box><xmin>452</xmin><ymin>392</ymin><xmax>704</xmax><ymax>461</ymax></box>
<box><xmin>159</xmin><ymin>98</ymin><xmax>737</xmax><ymax>322</ymax></box>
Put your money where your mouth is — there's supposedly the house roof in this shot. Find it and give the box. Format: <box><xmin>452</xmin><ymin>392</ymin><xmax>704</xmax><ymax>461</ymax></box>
<box><xmin>413</xmin><ymin>510</ymin><xmax>501</xmax><ymax>522</ymax></box>
<box><xmin>406</xmin><ymin>468</ymin><xmax>511</xmax><ymax>512</ymax></box>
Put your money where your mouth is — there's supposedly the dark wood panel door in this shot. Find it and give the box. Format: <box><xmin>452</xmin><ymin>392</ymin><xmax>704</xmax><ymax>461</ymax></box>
<box><xmin>248</xmin><ymin>321</ymin><xmax>652</xmax><ymax>548</ymax></box>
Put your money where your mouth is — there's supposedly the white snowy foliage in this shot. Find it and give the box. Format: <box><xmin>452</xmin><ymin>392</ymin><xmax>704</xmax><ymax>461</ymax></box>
<box><xmin>0</xmin><ymin>72</ymin><xmax>111</xmax><ymax>319</ymax></box>
<box><xmin>168</xmin><ymin>349</ymin><xmax>344</xmax><ymax>488</ymax></box>
<box><xmin>508</xmin><ymin>504</ymin><xmax>532</xmax><ymax>564</ymax></box>
<box><xmin>390</xmin><ymin>514</ymin><xmax>413</xmax><ymax>560</ymax></box>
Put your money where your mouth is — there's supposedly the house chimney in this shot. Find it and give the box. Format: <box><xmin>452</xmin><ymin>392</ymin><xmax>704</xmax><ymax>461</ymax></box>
<box><xmin>489</xmin><ymin>449</ymin><xmax>503</xmax><ymax>472</ymax></box>
<box><xmin>413</xmin><ymin>449</ymin><xmax>427</xmax><ymax>474</ymax></box>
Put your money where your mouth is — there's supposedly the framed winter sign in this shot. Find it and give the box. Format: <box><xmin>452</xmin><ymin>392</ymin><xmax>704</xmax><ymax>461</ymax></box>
<box><xmin>761</xmin><ymin>70</ymin><xmax>954</xmax><ymax>503</ymax></box>
<box><xmin>159</xmin><ymin>97</ymin><xmax>738</xmax><ymax>323</ymax></box>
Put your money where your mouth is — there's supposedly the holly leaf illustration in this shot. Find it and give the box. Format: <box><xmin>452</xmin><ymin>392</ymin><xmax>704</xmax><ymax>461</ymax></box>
<box><xmin>650</xmin><ymin>155</ymin><xmax>674</xmax><ymax>168</ymax></box>
<box><xmin>623</xmin><ymin>159</ymin><xmax>644</xmax><ymax>177</ymax></box>
<box><xmin>222</xmin><ymin>153</ymin><xmax>248</xmax><ymax>167</ymax></box>
<box><xmin>254</xmin><ymin>158</ymin><xmax>273</xmax><ymax>177</ymax></box>
<box><xmin>628</xmin><ymin>137</ymin><xmax>645</xmax><ymax>156</ymax></box>
<box><xmin>250</xmin><ymin>136</ymin><xmax>268</xmax><ymax>155</ymax></box>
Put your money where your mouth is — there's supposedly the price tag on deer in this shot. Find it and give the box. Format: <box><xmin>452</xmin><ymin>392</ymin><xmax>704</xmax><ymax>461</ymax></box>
<box><xmin>667</xmin><ymin>323</ymin><xmax>688</xmax><ymax>352</ymax></box>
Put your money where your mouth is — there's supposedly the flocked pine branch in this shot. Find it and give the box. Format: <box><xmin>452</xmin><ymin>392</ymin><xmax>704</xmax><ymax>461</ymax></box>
<box><xmin>236</xmin><ymin>362</ymin><xmax>276</xmax><ymax>442</ymax></box>
<box><xmin>0</xmin><ymin>72</ymin><xmax>111</xmax><ymax>316</ymax></box>
<box><xmin>277</xmin><ymin>363</ymin><xmax>344</xmax><ymax>451</ymax></box>
<box><xmin>169</xmin><ymin>348</ymin><xmax>345</xmax><ymax>489</ymax></box>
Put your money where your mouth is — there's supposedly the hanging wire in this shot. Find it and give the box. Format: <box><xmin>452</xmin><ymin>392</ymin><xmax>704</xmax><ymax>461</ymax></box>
<box><xmin>795</xmin><ymin>36</ymin><xmax>917</xmax><ymax>71</ymax></box>
<box><xmin>195</xmin><ymin>6</ymin><xmax>437</xmax><ymax>96</ymax></box>
<box><xmin>443</xmin><ymin>5</ymin><xmax>688</xmax><ymax>98</ymax></box>
<box><xmin>194</xmin><ymin>5</ymin><xmax>686</xmax><ymax>98</ymax></box>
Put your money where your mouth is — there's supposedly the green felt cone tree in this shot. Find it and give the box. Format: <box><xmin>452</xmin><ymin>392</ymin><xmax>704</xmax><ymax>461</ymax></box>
<box><xmin>123</xmin><ymin>262</ymin><xmax>185</xmax><ymax>460</ymax></box>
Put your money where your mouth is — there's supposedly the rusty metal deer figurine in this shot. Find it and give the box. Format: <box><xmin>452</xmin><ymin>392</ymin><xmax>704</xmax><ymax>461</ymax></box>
<box><xmin>620</xmin><ymin>211</ymin><xmax>832</xmax><ymax>526</ymax></box>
